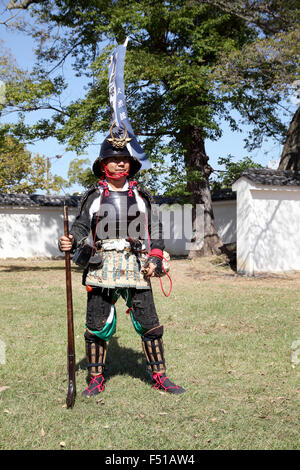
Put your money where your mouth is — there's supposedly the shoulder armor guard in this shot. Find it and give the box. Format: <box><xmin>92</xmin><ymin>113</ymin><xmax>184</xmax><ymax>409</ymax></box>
<box><xmin>77</xmin><ymin>184</ymin><xmax>100</xmax><ymax>216</ymax></box>
<box><xmin>136</xmin><ymin>185</ymin><xmax>154</xmax><ymax>205</ymax></box>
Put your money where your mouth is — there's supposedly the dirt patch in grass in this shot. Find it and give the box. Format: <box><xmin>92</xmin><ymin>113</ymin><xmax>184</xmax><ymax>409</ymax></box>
<box><xmin>1</xmin><ymin>256</ymin><xmax>300</xmax><ymax>290</ymax></box>
<box><xmin>166</xmin><ymin>256</ymin><xmax>300</xmax><ymax>290</ymax></box>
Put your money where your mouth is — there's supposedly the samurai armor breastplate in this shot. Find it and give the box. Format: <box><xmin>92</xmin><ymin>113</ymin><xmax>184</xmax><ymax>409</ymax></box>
<box><xmin>92</xmin><ymin>190</ymin><xmax>145</xmax><ymax>241</ymax></box>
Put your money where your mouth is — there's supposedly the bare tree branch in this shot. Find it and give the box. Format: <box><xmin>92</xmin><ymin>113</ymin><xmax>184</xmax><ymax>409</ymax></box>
<box><xmin>2</xmin><ymin>103</ymin><xmax>71</xmax><ymax>117</ymax></box>
<box><xmin>45</xmin><ymin>39</ymin><xmax>83</xmax><ymax>76</ymax></box>
<box><xmin>0</xmin><ymin>11</ymin><xmax>18</xmax><ymax>26</ymax></box>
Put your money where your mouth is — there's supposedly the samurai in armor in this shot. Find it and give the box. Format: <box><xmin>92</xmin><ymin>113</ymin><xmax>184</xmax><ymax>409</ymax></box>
<box><xmin>59</xmin><ymin>123</ymin><xmax>185</xmax><ymax>397</ymax></box>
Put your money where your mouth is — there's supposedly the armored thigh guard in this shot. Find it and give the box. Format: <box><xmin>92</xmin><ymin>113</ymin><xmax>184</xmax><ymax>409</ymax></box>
<box><xmin>86</xmin><ymin>288</ymin><xmax>114</xmax><ymax>331</ymax></box>
<box><xmin>130</xmin><ymin>288</ymin><xmax>160</xmax><ymax>332</ymax></box>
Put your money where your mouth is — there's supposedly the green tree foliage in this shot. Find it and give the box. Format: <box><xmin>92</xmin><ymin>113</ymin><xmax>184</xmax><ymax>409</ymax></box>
<box><xmin>3</xmin><ymin>0</ymin><xmax>299</xmax><ymax>152</ymax></box>
<box><xmin>5</xmin><ymin>0</ymin><xmax>298</xmax><ymax>153</ymax></box>
<box><xmin>204</xmin><ymin>0</ymin><xmax>300</xmax><ymax>170</ymax></box>
<box><xmin>67</xmin><ymin>158</ymin><xmax>97</xmax><ymax>189</ymax></box>
<box><xmin>208</xmin><ymin>0</ymin><xmax>300</xmax><ymax>149</ymax></box>
<box><xmin>211</xmin><ymin>155</ymin><xmax>263</xmax><ymax>191</ymax></box>
<box><xmin>0</xmin><ymin>20</ymin><xmax>66</xmax><ymax>194</ymax></box>
<box><xmin>0</xmin><ymin>135</ymin><xmax>62</xmax><ymax>193</ymax></box>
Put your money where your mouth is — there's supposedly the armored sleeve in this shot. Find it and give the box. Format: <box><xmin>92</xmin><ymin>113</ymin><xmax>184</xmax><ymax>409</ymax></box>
<box><xmin>69</xmin><ymin>186</ymin><xmax>99</xmax><ymax>249</ymax></box>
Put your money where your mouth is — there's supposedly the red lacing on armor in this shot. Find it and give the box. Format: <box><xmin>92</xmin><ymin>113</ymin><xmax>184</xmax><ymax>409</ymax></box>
<box><xmin>98</xmin><ymin>179</ymin><xmax>110</xmax><ymax>197</ymax></box>
<box><xmin>128</xmin><ymin>180</ymin><xmax>137</xmax><ymax>197</ymax></box>
<box><xmin>158</xmin><ymin>260</ymin><xmax>172</xmax><ymax>297</ymax></box>
<box><xmin>99</xmin><ymin>179</ymin><xmax>137</xmax><ymax>198</ymax></box>
<box><xmin>152</xmin><ymin>373</ymin><xmax>180</xmax><ymax>392</ymax></box>
<box><xmin>84</xmin><ymin>374</ymin><xmax>105</xmax><ymax>395</ymax></box>
<box><xmin>145</xmin><ymin>213</ymin><xmax>172</xmax><ymax>297</ymax></box>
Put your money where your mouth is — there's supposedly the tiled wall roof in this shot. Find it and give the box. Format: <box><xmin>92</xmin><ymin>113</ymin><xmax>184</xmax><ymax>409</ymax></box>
<box><xmin>238</xmin><ymin>168</ymin><xmax>300</xmax><ymax>186</ymax></box>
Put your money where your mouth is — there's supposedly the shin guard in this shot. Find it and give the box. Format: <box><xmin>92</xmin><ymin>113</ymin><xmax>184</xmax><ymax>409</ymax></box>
<box><xmin>141</xmin><ymin>325</ymin><xmax>166</xmax><ymax>375</ymax></box>
<box><xmin>142</xmin><ymin>325</ymin><xmax>186</xmax><ymax>394</ymax></box>
<box><xmin>84</xmin><ymin>329</ymin><xmax>107</xmax><ymax>377</ymax></box>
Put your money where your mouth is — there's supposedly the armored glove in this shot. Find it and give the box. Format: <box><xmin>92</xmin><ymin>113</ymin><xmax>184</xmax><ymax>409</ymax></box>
<box><xmin>143</xmin><ymin>255</ymin><xmax>163</xmax><ymax>277</ymax></box>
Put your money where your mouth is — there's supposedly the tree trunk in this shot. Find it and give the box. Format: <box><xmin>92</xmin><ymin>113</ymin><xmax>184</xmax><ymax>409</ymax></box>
<box><xmin>183</xmin><ymin>125</ymin><xmax>223</xmax><ymax>258</ymax></box>
<box><xmin>278</xmin><ymin>105</ymin><xmax>300</xmax><ymax>171</ymax></box>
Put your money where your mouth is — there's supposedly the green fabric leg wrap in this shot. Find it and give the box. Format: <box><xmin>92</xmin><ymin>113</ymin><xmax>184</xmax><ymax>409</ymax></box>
<box><xmin>86</xmin><ymin>288</ymin><xmax>147</xmax><ymax>340</ymax></box>
<box><xmin>129</xmin><ymin>310</ymin><xmax>147</xmax><ymax>337</ymax></box>
<box><xmin>117</xmin><ymin>288</ymin><xmax>147</xmax><ymax>337</ymax></box>
<box><xmin>86</xmin><ymin>303</ymin><xmax>117</xmax><ymax>342</ymax></box>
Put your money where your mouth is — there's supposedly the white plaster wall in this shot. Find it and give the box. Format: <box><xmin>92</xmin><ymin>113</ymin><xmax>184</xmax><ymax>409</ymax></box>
<box><xmin>0</xmin><ymin>207</ymin><xmax>76</xmax><ymax>259</ymax></box>
<box><xmin>211</xmin><ymin>200</ymin><xmax>236</xmax><ymax>245</ymax></box>
<box><xmin>159</xmin><ymin>203</ymin><xmax>194</xmax><ymax>256</ymax></box>
<box><xmin>159</xmin><ymin>201</ymin><xmax>236</xmax><ymax>255</ymax></box>
<box><xmin>251</xmin><ymin>188</ymin><xmax>300</xmax><ymax>272</ymax></box>
<box><xmin>232</xmin><ymin>178</ymin><xmax>255</xmax><ymax>274</ymax></box>
<box><xmin>233</xmin><ymin>177</ymin><xmax>300</xmax><ymax>274</ymax></box>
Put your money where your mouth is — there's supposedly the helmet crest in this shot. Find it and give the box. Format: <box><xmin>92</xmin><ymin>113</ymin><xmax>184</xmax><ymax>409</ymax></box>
<box><xmin>106</xmin><ymin>121</ymin><xmax>132</xmax><ymax>149</ymax></box>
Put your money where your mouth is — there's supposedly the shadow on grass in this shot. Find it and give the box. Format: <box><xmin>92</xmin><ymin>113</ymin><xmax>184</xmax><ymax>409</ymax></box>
<box><xmin>0</xmin><ymin>265</ymin><xmax>65</xmax><ymax>272</ymax></box>
<box><xmin>76</xmin><ymin>336</ymin><xmax>150</xmax><ymax>387</ymax></box>
<box><xmin>0</xmin><ymin>264</ymin><xmax>82</xmax><ymax>273</ymax></box>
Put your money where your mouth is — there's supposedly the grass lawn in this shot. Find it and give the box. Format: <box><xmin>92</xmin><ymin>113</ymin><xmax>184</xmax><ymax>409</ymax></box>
<box><xmin>0</xmin><ymin>256</ymin><xmax>300</xmax><ymax>450</ymax></box>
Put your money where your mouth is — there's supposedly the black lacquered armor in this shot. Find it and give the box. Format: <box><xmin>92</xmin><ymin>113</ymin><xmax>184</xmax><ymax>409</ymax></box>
<box><xmin>92</xmin><ymin>191</ymin><xmax>144</xmax><ymax>240</ymax></box>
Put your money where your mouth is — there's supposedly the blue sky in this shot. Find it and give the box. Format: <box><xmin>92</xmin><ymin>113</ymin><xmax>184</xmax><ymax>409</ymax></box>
<box><xmin>1</xmin><ymin>11</ymin><xmax>296</xmax><ymax>194</ymax></box>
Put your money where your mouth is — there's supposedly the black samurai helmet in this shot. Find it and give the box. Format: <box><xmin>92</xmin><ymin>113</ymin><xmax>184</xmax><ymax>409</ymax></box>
<box><xmin>92</xmin><ymin>122</ymin><xmax>142</xmax><ymax>178</ymax></box>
